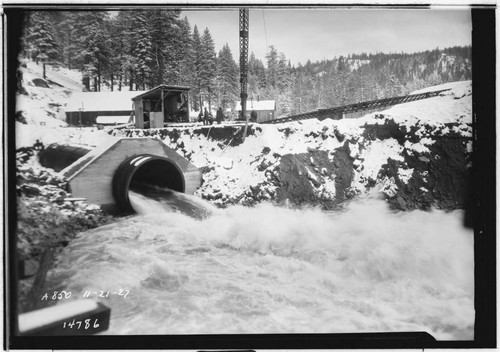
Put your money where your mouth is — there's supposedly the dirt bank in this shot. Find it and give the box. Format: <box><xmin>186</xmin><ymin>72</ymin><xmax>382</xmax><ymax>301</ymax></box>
<box><xmin>114</xmin><ymin>116</ymin><xmax>472</xmax><ymax>211</ymax></box>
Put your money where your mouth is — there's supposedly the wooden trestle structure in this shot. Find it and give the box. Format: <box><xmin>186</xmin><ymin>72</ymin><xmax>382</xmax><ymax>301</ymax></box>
<box><xmin>263</xmin><ymin>88</ymin><xmax>451</xmax><ymax>124</ymax></box>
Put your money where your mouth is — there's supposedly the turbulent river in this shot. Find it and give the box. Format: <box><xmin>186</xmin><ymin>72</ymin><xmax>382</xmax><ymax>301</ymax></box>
<box><xmin>44</xmin><ymin>190</ymin><xmax>474</xmax><ymax>340</ymax></box>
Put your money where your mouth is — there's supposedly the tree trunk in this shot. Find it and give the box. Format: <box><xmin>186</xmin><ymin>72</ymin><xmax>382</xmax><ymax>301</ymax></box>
<box><xmin>97</xmin><ymin>63</ymin><xmax>101</xmax><ymax>92</ymax></box>
<box><xmin>82</xmin><ymin>76</ymin><xmax>90</xmax><ymax>91</ymax></box>
<box><xmin>129</xmin><ymin>69</ymin><xmax>134</xmax><ymax>91</ymax></box>
<box><xmin>142</xmin><ymin>69</ymin><xmax>145</xmax><ymax>90</ymax></box>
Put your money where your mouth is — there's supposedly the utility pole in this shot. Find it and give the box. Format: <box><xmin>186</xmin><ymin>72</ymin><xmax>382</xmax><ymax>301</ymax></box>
<box><xmin>239</xmin><ymin>8</ymin><xmax>249</xmax><ymax>141</ymax></box>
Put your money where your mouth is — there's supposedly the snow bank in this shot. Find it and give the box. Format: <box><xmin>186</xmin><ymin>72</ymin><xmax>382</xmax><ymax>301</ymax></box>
<box><xmin>16</xmin><ymin>123</ymin><xmax>118</xmax><ymax>150</ymax></box>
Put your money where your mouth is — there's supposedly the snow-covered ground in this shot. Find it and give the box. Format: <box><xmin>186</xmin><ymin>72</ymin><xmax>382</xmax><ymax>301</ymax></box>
<box><xmin>16</xmin><ymin>61</ymin><xmax>72</xmax><ymax>128</ymax></box>
<box><xmin>16</xmin><ymin>60</ymin><xmax>121</xmax><ymax>148</ymax></box>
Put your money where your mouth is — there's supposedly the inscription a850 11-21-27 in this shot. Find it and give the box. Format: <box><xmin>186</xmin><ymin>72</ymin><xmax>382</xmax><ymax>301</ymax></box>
<box><xmin>41</xmin><ymin>289</ymin><xmax>130</xmax><ymax>300</ymax></box>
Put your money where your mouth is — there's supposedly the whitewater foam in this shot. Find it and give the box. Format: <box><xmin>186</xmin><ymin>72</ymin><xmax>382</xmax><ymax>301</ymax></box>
<box><xmin>44</xmin><ymin>193</ymin><xmax>474</xmax><ymax>339</ymax></box>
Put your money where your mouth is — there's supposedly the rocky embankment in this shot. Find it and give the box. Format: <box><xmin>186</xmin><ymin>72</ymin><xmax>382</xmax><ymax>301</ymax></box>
<box><xmin>112</xmin><ymin>81</ymin><xmax>472</xmax><ymax>211</ymax></box>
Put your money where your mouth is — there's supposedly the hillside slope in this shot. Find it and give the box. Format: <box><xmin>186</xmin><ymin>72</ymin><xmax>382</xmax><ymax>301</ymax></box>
<box><xmin>15</xmin><ymin>60</ymin><xmax>118</xmax><ymax>149</ymax></box>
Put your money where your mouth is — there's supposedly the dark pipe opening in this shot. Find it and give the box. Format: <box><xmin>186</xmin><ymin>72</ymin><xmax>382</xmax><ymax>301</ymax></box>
<box><xmin>113</xmin><ymin>155</ymin><xmax>185</xmax><ymax>213</ymax></box>
<box><xmin>38</xmin><ymin>143</ymin><xmax>92</xmax><ymax>172</ymax></box>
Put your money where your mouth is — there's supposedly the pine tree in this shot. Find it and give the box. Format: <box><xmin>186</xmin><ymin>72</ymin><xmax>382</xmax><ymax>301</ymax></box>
<box><xmin>276</xmin><ymin>52</ymin><xmax>291</xmax><ymax>93</ymax></box>
<box><xmin>200</xmin><ymin>28</ymin><xmax>217</xmax><ymax>110</ymax></box>
<box><xmin>162</xmin><ymin>10</ymin><xmax>184</xmax><ymax>84</ymax></box>
<box><xmin>248</xmin><ymin>52</ymin><xmax>266</xmax><ymax>99</ymax></box>
<box><xmin>426</xmin><ymin>72</ymin><xmax>443</xmax><ymax>87</ymax></box>
<box><xmin>148</xmin><ymin>9</ymin><xmax>182</xmax><ymax>86</ymax></box>
<box><xmin>53</xmin><ymin>12</ymin><xmax>79</xmax><ymax>70</ymax></box>
<box><xmin>385</xmin><ymin>74</ymin><xmax>404</xmax><ymax>97</ymax></box>
<box><xmin>108</xmin><ymin>11</ymin><xmax>133</xmax><ymax>91</ymax></box>
<box><xmin>265</xmin><ymin>45</ymin><xmax>278</xmax><ymax>89</ymax></box>
<box><xmin>133</xmin><ymin>11</ymin><xmax>154</xmax><ymax>89</ymax></box>
<box><xmin>121</xmin><ymin>11</ymin><xmax>151</xmax><ymax>90</ymax></box>
<box><xmin>275</xmin><ymin>52</ymin><xmax>293</xmax><ymax>116</ymax></box>
<box><xmin>337</xmin><ymin>56</ymin><xmax>348</xmax><ymax>73</ymax></box>
<box><xmin>104</xmin><ymin>13</ymin><xmax>131</xmax><ymax>91</ymax></box>
<box><xmin>23</xmin><ymin>12</ymin><xmax>59</xmax><ymax>65</ymax></box>
<box><xmin>65</xmin><ymin>12</ymin><xmax>110</xmax><ymax>91</ymax></box>
<box><xmin>83</xmin><ymin>15</ymin><xmax>112</xmax><ymax>91</ymax></box>
<box><xmin>215</xmin><ymin>43</ymin><xmax>239</xmax><ymax>110</ymax></box>
<box><xmin>191</xmin><ymin>25</ymin><xmax>203</xmax><ymax>111</ymax></box>
<box><xmin>178</xmin><ymin>17</ymin><xmax>196</xmax><ymax>87</ymax></box>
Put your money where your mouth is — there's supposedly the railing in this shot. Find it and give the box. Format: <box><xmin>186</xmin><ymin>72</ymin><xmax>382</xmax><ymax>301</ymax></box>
<box><xmin>263</xmin><ymin>88</ymin><xmax>451</xmax><ymax>124</ymax></box>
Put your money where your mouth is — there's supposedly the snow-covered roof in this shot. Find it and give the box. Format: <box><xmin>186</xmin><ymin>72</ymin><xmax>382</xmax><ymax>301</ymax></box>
<box><xmin>132</xmin><ymin>84</ymin><xmax>190</xmax><ymax>101</ymax></box>
<box><xmin>66</xmin><ymin>91</ymin><xmax>146</xmax><ymax>112</ymax></box>
<box><xmin>235</xmin><ymin>100</ymin><xmax>276</xmax><ymax>111</ymax></box>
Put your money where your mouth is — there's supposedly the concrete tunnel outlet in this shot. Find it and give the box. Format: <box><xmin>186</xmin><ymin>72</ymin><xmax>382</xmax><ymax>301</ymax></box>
<box><xmin>40</xmin><ymin>138</ymin><xmax>202</xmax><ymax>213</ymax></box>
<box><xmin>112</xmin><ymin>154</ymin><xmax>186</xmax><ymax>213</ymax></box>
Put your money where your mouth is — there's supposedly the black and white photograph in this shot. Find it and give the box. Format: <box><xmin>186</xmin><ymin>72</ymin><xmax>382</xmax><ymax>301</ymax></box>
<box><xmin>4</xmin><ymin>3</ymin><xmax>496</xmax><ymax>350</ymax></box>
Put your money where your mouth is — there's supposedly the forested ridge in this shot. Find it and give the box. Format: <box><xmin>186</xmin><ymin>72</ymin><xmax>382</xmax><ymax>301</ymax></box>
<box><xmin>21</xmin><ymin>10</ymin><xmax>471</xmax><ymax>117</ymax></box>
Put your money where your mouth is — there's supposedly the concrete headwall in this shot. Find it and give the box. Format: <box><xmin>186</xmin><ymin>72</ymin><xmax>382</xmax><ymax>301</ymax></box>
<box><xmin>62</xmin><ymin>138</ymin><xmax>202</xmax><ymax>210</ymax></box>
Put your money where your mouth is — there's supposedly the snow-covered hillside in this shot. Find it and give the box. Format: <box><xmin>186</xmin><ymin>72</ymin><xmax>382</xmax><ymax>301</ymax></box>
<box><xmin>14</xmin><ymin>57</ymin><xmax>472</xmax><ymax>210</ymax></box>
<box><xmin>15</xmin><ymin>60</ymin><xmax>119</xmax><ymax>148</ymax></box>
<box><xmin>17</xmin><ymin>60</ymin><xmax>82</xmax><ymax>125</ymax></box>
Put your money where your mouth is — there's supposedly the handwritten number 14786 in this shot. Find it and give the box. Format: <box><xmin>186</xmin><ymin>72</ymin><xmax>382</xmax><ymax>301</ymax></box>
<box><xmin>63</xmin><ymin>318</ymin><xmax>99</xmax><ymax>329</ymax></box>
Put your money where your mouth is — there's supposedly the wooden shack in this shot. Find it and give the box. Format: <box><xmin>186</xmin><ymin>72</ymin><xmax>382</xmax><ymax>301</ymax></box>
<box><xmin>132</xmin><ymin>85</ymin><xmax>190</xmax><ymax>129</ymax></box>
<box><xmin>235</xmin><ymin>100</ymin><xmax>276</xmax><ymax>123</ymax></box>
<box><xmin>65</xmin><ymin>91</ymin><xmax>145</xmax><ymax>126</ymax></box>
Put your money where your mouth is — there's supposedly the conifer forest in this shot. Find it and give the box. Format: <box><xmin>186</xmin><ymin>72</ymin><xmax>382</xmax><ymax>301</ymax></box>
<box><xmin>21</xmin><ymin>10</ymin><xmax>472</xmax><ymax>118</ymax></box>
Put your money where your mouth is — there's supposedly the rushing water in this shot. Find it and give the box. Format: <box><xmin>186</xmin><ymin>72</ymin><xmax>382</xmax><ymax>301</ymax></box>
<box><xmin>44</xmin><ymin>190</ymin><xmax>474</xmax><ymax>340</ymax></box>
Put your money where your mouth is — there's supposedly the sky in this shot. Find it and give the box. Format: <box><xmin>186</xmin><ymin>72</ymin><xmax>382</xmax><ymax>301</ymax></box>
<box><xmin>182</xmin><ymin>8</ymin><xmax>472</xmax><ymax>66</ymax></box>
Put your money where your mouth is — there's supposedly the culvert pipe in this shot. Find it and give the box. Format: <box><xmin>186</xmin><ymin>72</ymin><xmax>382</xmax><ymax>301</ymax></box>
<box><xmin>112</xmin><ymin>154</ymin><xmax>186</xmax><ymax>213</ymax></box>
<box><xmin>53</xmin><ymin>138</ymin><xmax>202</xmax><ymax>212</ymax></box>
<box><xmin>38</xmin><ymin>143</ymin><xmax>93</xmax><ymax>172</ymax></box>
